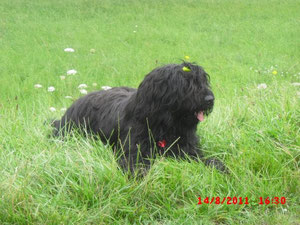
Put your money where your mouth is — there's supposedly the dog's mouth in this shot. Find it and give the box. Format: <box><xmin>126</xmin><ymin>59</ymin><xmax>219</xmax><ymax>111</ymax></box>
<box><xmin>196</xmin><ymin>111</ymin><xmax>205</xmax><ymax>122</ymax></box>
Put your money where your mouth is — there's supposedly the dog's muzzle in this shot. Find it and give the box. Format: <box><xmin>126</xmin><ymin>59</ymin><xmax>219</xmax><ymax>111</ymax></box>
<box><xmin>195</xmin><ymin>95</ymin><xmax>214</xmax><ymax>122</ymax></box>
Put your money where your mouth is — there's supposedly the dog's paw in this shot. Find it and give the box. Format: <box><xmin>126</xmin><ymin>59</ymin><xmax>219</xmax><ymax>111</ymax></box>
<box><xmin>205</xmin><ymin>158</ymin><xmax>228</xmax><ymax>173</ymax></box>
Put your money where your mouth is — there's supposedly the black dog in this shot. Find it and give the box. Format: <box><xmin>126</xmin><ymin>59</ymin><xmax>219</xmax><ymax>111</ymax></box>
<box><xmin>52</xmin><ymin>62</ymin><xmax>226</xmax><ymax>174</ymax></box>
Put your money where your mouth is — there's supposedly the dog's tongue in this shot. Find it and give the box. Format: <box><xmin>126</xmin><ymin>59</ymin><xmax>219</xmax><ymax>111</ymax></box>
<box><xmin>197</xmin><ymin>111</ymin><xmax>204</xmax><ymax>122</ymax></box>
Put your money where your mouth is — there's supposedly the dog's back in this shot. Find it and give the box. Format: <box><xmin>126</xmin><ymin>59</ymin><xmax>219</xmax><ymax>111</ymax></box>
<box><xmin>52</xmin><ymin>87</ymin><xmax>136</xmax><ymax>143</ymax></box>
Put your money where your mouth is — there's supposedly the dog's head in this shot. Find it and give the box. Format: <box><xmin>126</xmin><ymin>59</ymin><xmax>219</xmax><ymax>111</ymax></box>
<box><xmin>133</xmin><ymin>62</ymin><xmax>214</xmax><ymax>126</ymax></box>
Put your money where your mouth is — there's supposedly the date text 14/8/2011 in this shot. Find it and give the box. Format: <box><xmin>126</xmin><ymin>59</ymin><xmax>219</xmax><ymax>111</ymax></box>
<box><xmin>197</xmin><ymin>197</ymin><xmax>286</xmax><ymax>205</ymax></box>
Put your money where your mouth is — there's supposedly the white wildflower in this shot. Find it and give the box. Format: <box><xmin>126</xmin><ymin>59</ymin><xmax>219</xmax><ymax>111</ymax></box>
<box><xmin>48</xmin><ymin>86</ymin><xmax>55</xmax><ymax>92</ymax></box>
<box><xmin>78</xmin><ymin>84</ymin><xmax>88</xmax><ymax>89</ymax></box>
<box><xmin>102</xmin><ymin>86</ymin><xmax>112</xmax><ymax>90</ymax></box>
<box><xmin>49</xmin><ymin>107</ymin><xmax>56</xmax><ymax>112</ymax></box>
<box><xmin>34</xmin><ymin>84</ymin><xmax>42</xmax><ymax>88</ymax></box>
<box><xmin>64</xmin><ymin>48</ymin><xmax>75</xmax><ymax>52</ymax></box>
<box><xmin>291</xmin><ymin>82</ymin><xmax>300</xmax><ymax>86</ymax></box>
<box><xmin>133</xmin><ymin>30</ymin><xmax>137</xmax><ymax>33</ymax></box>
<box><xmin>60</xmin><ymin>75</ymin><xmax>66</xmax><ymax>80</ymax></box>
<box><xmin>67</xmin><ymin>69</ymin><xmax>77</xmax><ymax>75</ymax></box>
<box><xmin>65</xmin><ymin>96</ymin><xmax>73</xmax><ymax>99</ymax></box>
<box><xmin>80</xmin><ymin>89</ymin><xmax>88</xmax><ymax>95</ymax></box>
<box><xmin>257</xmin><ymin>83</ymin><xmax>267</xmax><ymax>89</ymax></box>
<box><xmin>92</xmin><ymin>83</ymin><xmax>97</xmax><ymax>87</ymax></box>
<box><xmin>61</xmin><ymin>107</ymin><xmax>67</xmax><ymax>112</ymax></box>
<box><xmin>90</xmin><ymin>49</ymin><xmax>96</xmax><ymax>53</ymax></box>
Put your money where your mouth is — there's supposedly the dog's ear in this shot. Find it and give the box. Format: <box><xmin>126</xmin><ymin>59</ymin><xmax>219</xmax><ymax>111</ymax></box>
<box><xmin>132</xmin><ymin>69</ymin><xmax>185</xmax><ymax>123</ymax></box>
<box><xmin>132</xmin><ymin>76</ymin><xmax>167</xmax><ymax>122</ymax></box>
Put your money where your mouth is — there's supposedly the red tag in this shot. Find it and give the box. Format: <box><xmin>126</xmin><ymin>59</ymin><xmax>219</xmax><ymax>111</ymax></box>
<box><xmin>158</xmin><ymin>139</ymin><xmax>166</xmax><ymax>148</ymax></box>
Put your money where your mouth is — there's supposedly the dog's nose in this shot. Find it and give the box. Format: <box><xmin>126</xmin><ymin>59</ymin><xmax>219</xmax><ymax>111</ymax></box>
<box><xmin>204</xmin><ymin>95</ymin><xmax>214</xmax><ymax>102</ymax></box>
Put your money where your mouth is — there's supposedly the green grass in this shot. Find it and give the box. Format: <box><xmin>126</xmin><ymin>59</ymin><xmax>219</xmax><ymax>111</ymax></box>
<box><xmin>0</xmin><ymin>0</ymin><xmax>300</xmax><ymax>224</ymax></box>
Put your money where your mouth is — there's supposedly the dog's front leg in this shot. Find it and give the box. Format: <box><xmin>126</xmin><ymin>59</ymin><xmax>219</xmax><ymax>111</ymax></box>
<box><xmin>117</xmin><ymin>152</ymin><xmax>151</xmax><ymax>176</ymax></box>
<box><xmin>183</xmin><ymin>146</ymin><xmax>228</xmax><ymax>173</ymax></box>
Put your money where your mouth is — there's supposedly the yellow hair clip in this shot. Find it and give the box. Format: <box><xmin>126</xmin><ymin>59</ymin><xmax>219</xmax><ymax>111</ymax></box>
<box><xmin>182</xmin><ymin>66</ymin><xmax>191</xmax><ymax>72</ymax></box>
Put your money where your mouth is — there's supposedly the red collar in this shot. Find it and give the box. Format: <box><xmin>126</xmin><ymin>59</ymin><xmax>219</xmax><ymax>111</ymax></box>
<box><xmin>157</xmin><ymin>139</ymin><xmax>166</xmax><ymax>148</ymax></box>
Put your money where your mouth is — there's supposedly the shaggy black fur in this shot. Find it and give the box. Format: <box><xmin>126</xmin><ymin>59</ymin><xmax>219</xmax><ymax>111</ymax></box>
<box><xmin>52</xmin><ymin>62</ymin><xmax>226</xmax><ymax>174</ymax></box>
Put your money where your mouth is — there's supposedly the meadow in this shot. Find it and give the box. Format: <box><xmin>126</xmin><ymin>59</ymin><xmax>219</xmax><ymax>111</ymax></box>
<box><xmin>0</xmin><ymin>0</ymin><xmax>299</xmax><ymax>224</ymax></box>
